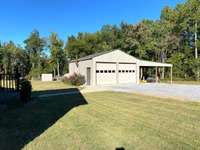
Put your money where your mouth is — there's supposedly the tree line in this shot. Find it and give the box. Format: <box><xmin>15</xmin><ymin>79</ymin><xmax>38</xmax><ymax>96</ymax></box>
<box><xmin>66</xmin><ymin>0</ymin><xmax>200</xmax><ymax>80</ymax></box>
<box><xmin>0</xmin><ymin>31</ymin><xmax>67</xmax><ymax>79</ymax></box>
<box><xmin>0</xmin><ymin>0</ymin><xmax>200</xmax><ymax>80</ymax></box>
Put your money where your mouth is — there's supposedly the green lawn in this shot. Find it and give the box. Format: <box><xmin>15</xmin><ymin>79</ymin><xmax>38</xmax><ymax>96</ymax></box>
<box><xmin>169</xmin><ymin>80</ymin><xmax>200</xmax><ymax>85</ymax></box>
<box><xmin>31</xmin><ymin>80</ymin><xmax>74</xmax><ymax>91</ymax></box>
<box><xmin>1</xmin><ymin>90</ymin><xmax>200</xmax><ymax>150</ymax></box>
<box><xmin>161</xmin><ymin>79</ymin><xmax>200</xmax><ymax>85</ymax></box>
<box><xmin>31</xmin><ymin>81</ymin><xmax>78</xmax><ymax>97</ymax></box>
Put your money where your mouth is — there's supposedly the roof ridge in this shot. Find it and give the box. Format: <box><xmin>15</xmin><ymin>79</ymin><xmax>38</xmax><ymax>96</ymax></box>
<box><xmin>70</xmin><ymin>49</ymin><xmax>115</xmax><ymax>62</ymax></box>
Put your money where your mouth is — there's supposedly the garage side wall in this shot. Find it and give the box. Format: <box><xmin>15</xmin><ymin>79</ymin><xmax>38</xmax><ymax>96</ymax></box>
<box><xmin>69</xmin><ymin>60</ymin><xmax>93</xmax><ymax>85</ymax></box>
<box><xmin>69</xmin><ymin>62</ymin><xmax>78</xmax><ymax>74</ymax></box>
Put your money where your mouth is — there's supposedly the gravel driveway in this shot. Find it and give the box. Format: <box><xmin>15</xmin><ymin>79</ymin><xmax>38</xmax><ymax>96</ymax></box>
<box><xmin>96</xmin><ymin>83</ymin><xmax>200</xmax><ymax>102</ymax></box>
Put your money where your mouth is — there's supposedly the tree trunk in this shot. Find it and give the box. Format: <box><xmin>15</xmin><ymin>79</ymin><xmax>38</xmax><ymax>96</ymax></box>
<box><xmin>195</xmin><ymin>21</ymin><xmax>198</xmax><ymax>59</ymax></box>
<box><xmin>53</xmin><ymin>68</ymin><xmax>56</xmax><ymax>78</ymax></box>
<box><xmin>32</xmin><ymin>62</ymin><xmax>35</xmax><ymax>69</ymax></box>
<box><xmin>37</xmin><ymin>51</ymin><xmax>41</xmax><ymax>79</ymax></box>
<box><xmin>161</xmin><ymin>50</ymin><xmax>165</xmax><ymax>79</ymax></box>
<box><xmin>195</xmin><ymin>20</ymin><xmax>199</xmax><ymax>80</ymax></box>
<box><xmin>161</xmin><ymin>67</ymin><xmax>165</xmax><ymax>79</ymax></box>
<box><xmin>4</xmin><ymin>65</ymin><xmax>7</xmax><ymax>74</ymax></box>
<box><xmin>57</xmin><ymin>60</ymin><xmax>60</xmax><ymax>77</ymax></box>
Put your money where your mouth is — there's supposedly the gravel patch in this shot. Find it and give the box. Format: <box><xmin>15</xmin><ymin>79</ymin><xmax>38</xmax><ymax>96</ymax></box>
<box><xmin>96</xmin><ymin>83</ymin><xmax>200</xmax><ymax>102</ymax></box>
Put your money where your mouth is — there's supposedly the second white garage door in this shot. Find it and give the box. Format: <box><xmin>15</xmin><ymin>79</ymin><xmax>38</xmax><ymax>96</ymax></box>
<box><xmin>118</xmin><ymin>63</ymin><xmax>136</xmax><ymax>83</ymax></box>
<box><xmin>96</xmin><ymin>63</ymin><xmax>117</xmax><ymax>85</ymax></box>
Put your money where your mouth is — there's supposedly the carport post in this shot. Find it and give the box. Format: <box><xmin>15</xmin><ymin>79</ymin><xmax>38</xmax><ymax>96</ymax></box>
<box><xmin>136</xmin><ymin>64</ymin><xmax>140</xmax><ymax>84</ymax></box>
<box><xmin>155</xmin><ymin>67</ymin><xmax>158</xmax><ymax>83</ymax></box>
<box><xmin>140</xmin><ymin>67</ymin><xmax>143</xmax><ymax>80</ymax></box>
<box><xmin>170</xmin><ymin>67</ymin><xmax>173</xmax><ymax>84</ymax></box>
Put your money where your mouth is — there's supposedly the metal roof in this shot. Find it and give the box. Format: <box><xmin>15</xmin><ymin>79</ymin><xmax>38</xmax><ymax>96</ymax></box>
<box><xmin>70</xmin><ymin>50</ymin><xmax>112</xmax><ymax>62</ymax></box>
<box><xmin>70</xmin><ymin>49</ymin><xmax>172</xmax><ymax>67</ymax></box>
<box><xmin>138</xmin><ymin>60</ymin><xmax>172</xmax><ymax>67</ymax></box>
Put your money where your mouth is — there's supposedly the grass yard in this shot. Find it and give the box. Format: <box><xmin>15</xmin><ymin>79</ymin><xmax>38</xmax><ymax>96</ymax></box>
<box><xmin>31</xmin><ymin>80</ymin><xmax>78</xmax><ymax>97</ymax></box>
<box><xmin>31</xmin><ymin>80</ymin><xmax>74</xmax><ymax>91</ymax></box>
<box><xmin>170</xmin><ymin>80</ymin><xmax>200</xmax><ymax>85</ymax></box>
<box><xmin>1</xmin><ymin>90</ymin><xmax>200</xmax><ymax>150</ymax></box>
<box><xmin>161</xmin><ymin>79</ymin><xmax>200</xmax><ymax>85</ymax></box>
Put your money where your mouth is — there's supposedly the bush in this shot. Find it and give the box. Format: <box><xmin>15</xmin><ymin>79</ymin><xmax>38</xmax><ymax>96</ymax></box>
<box><xmin>62</xmin><ymin>73</ymin><xmax>85</xmax><ymax>86</ymax></box>
<box><xmin>19</xmin><ymin>79</ymin><xmax>32</xmax><ymax>102</ymax></box>
<box><xmin>29</xmin><ymin>68</ymin><xmax>41</xmax><ymax>80</ymax></box>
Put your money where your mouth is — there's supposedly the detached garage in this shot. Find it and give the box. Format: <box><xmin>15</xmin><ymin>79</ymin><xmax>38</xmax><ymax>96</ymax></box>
<box><xmin>69</xmin><ymin>50</ymin><xmax>173</xmax><ymax>86</ymax></box>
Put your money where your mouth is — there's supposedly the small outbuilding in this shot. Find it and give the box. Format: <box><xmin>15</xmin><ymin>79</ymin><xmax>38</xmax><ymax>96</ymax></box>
<box><xmin>69</xmin><ymin>50</ymin><xmax>173</xmax><ymax>86</ymax></box>
<box><xmin>41</xmin><ymin>74</ymin><xmax>53</xmax><ymax>81</ymax></box>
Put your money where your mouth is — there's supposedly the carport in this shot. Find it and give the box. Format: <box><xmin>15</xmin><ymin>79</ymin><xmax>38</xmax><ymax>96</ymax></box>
<box><xmin>138</xmin><ymin>60</ymin><xmax>173</xmax><ymax>84</ymax></box>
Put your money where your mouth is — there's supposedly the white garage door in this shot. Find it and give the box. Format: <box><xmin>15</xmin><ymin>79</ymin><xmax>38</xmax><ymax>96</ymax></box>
<box><xmin>118</xmin><ymin>63</ymin><xmax>136</xmax><ymax>83</ymax></box>
<box><xmin>96</xmin><ymin>63</ymin><xmax>117</xmax><ymax>85</ymax></box>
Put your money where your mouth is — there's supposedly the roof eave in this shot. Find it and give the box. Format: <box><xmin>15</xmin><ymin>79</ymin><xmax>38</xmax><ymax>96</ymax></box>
<box><xmin>138</xmin><ymin>60</ymin><xmax>172</xmax><ymax>67</ymax></box>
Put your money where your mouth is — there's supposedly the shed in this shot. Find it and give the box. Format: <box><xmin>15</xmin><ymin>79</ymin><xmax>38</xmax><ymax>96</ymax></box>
<box><xmin>69</xmin><ymin>50</ymin><xmax>173</xmax><ymax>86</ymax></box>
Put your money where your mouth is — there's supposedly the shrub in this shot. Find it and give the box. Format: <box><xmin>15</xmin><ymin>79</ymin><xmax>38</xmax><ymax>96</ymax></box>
<box><xmin>19</xmin><ymin>79</ymin><xmax>32</xmax><ymax>102</ymax></box>
<box><xmin>62</xmin><ymin>73</ymin><xmax>85</xmax><ymax>86</ymax></box>
<box><xmin>29</xmin><ymin>68</ymin><xmax>41</xmax><ymax>80</ymax></box>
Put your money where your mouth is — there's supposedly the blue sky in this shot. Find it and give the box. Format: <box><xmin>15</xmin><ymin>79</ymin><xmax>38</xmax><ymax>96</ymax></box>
<box><xmin>0</xmin><ymin>0</ymin><xmax>184</xmax><ymax>45</ymax></box>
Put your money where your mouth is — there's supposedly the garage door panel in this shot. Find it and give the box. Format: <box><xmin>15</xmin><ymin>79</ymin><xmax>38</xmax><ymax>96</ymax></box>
<box><xmin>118</xmin><ymin>64</ymin><xmax>136</xmax><ymax>83</ymax></box>
<box><xmin>118</xmin><ymin>63</ymin><xmax>136</xmax><ymax>70</ymax></box>
<box><xmin>96</xmin><ymin>63</ymin><xmax>136</xmax><ymax>85</ymax></box>
<box><xmin>96</xmin><ymin>63</ymin><xmax>117</xmax><ymax>85</ymax></box>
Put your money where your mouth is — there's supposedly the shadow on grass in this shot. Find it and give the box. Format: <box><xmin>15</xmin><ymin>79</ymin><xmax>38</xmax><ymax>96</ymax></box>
<box><xmin>32</xmin><ymin>88</ymin><xmax>80</xmax><ymax>97</ymax></box>
<box><xmin>116</xmin><ymin>147</ymin><xmax>125</xmax><ymax>150</ymax></box>
<box><xmin>0</xmin><ymin>88</ymin><xmax>88</xmax><ymax>150</ymax></box>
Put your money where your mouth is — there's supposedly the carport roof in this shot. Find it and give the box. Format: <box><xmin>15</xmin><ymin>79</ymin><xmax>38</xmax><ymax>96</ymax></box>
<box><xmin>138</xmin><ymin>60</ymin><xmax>172</xmax><ymax>67</ymax></box>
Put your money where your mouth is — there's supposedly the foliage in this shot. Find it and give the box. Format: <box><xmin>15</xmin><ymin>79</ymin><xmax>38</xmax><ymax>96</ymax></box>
<box><xmin>64</xmin><ymin>0</ymin><xmax>200</xmax><ymax>80</ymax></box>
<box><xmin>168</xmin><ymin>53</ymin><xmax>185</xmax><ymax>77</ymax></box>
<box><xmin>19</xmin><ymin>79</ymin><xmax>32</xmax><ymax>102</ymax></box>
<box><xmin>49</xmin><ymin>33</ymin><xmax>66</xmax><ymax>77</ymax></box>
<box><xmin>62</xmin><ymin>73</ymin><xmax>85</xmax><ymax>86</ymax></box>
<box><xmin>29</xmin><ymin>68</ymin><xmax>42</xmax><ymax>80</ymax></box>
<box><xmin>24</xmin><ymin>30</ymin><xmax>46</xmax><ymax>78</ymax></box>
<box><xmin>1</xmin><ymin>0</ymin><xmax>200</xmax><ymax>80</ymax></box>
<box><xmin>0</xmin><ymin>41</ymin><xmax>31</xmax><ymax>75</ymax></box>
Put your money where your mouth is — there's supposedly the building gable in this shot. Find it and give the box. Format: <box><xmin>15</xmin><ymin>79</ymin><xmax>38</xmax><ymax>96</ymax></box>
<box><xmin>93</xmin><ymin>49</ymin><xmax>139</xmax><ymax>63</ymax></box>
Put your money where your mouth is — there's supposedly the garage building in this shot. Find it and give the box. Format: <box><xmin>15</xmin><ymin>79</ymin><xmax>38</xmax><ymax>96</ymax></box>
<box><xmin>69</xmin><ymin>50</ymin><xmax>173</xmax><ymax>86</ymax></box>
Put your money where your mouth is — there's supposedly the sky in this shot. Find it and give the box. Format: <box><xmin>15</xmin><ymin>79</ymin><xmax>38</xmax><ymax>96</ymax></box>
<box><xmin>0</xmin><ymin>0</ymin><xmax>185</xmax><ymax>45</ymax></box>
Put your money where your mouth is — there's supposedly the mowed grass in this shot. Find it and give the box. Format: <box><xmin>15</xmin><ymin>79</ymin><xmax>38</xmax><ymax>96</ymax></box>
<box><xmin>172</xmin><ymin>80</ymin><xmax>200</xmax><ymax>85</ymax></box>
<box><xmin>161</xmin><ymin>79</ymin><xmax>200</xmax><ymax>85</ymax></box>
<box><xmin>2</xmin><ymin>91</ymin><xmax>198</xmax><ymax>150</ymax></box>
<box><xmin>31</xmin><ymin>80</ymin><xmax>74</xmax><ymax>91</ymax></box>
<box><xmin>31</xmin><ymin>80</ymin><xmax>78</xmax><ymax>97</ymax></box>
